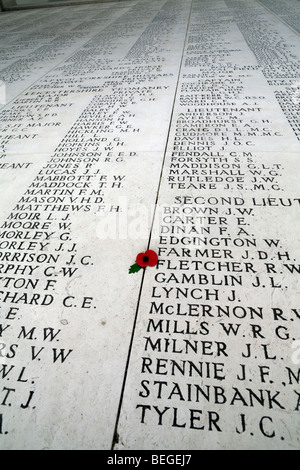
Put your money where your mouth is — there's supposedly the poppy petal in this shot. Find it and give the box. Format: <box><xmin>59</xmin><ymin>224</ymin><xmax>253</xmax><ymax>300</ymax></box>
<box><xmin>136</xmin><ymin>252</ymin><xmax>148</xmax><ymax>267</ymax></box>
<box><xmin>145</xmin><ymin>250</ymin><xmax>158</xmax><ymax>267</ymax></box>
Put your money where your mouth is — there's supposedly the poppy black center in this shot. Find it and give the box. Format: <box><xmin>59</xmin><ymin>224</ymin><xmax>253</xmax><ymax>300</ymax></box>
<box><xmin>143</xmin><ymin>256</ymin><xmax>149</xmax><ymax>263</ymax></box>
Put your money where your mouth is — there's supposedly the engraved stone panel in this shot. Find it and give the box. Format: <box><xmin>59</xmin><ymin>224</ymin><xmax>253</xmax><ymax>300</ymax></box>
<box><xmin>0</xmin><ymin>0</ymin><xmax>299</xmax><ymax>450</ymax></box>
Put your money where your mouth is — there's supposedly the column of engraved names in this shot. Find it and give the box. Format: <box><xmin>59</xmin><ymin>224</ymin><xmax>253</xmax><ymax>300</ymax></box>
<box><xmin>0</xmin><ymin>101</ymin><xmax>108</xmax><ymax>437</ymax></box>
<box><xmin>0</xmin><ymin>0</ymin><xmax>194</xmax><ymax>440</ymax></box>
<box><xmin>224</xmin><ymin>0</ymin><xmax>300</xmax><ymax>140</ymax></box>
<box><xmin>0</xmin><ymin>74</ymin><xmax>154</xmax><ymax>437</ymax></box>
<box><xmin>0</xmin><ymin>6</ymin><xmax>129</xmax><ymax>106</ymax></box>
<box><xmin>133</xmin><ymin>1</ymin><xmax>300</xmax><ymax>447</ymax></box>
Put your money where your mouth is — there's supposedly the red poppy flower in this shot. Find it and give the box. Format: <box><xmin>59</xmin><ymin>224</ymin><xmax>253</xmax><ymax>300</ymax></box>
<box><xmin>136</xmin><ymin>250</ymin><xmax>158</xmax><ymax>268</ymax></box>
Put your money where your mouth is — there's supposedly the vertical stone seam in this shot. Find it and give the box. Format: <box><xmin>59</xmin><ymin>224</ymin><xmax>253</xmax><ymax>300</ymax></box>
<box><xmin>111</xmin><ymin>0</ymin><xmax>195</xmax><ymax>450</ymax></box>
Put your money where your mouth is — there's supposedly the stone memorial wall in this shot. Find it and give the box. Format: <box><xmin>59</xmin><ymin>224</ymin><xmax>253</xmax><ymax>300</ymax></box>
<box><xmin>0</xmin><ymin>0</ymin><xmax>299</xmax><ymax>450</ymax></box>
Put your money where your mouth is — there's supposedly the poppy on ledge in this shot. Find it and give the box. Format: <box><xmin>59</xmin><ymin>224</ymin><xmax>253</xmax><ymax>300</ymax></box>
<box><xmin>129</xmin><ymin>250</ymin><xmax>158</xmax><ymax>274</ymax></box>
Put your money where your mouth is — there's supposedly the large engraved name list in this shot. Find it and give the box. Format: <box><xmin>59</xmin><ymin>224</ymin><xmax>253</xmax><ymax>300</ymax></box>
<box><xmin>0</xmin><ymin>0</ymin><xmax>299</xmax><ymax>450</ymax></box>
